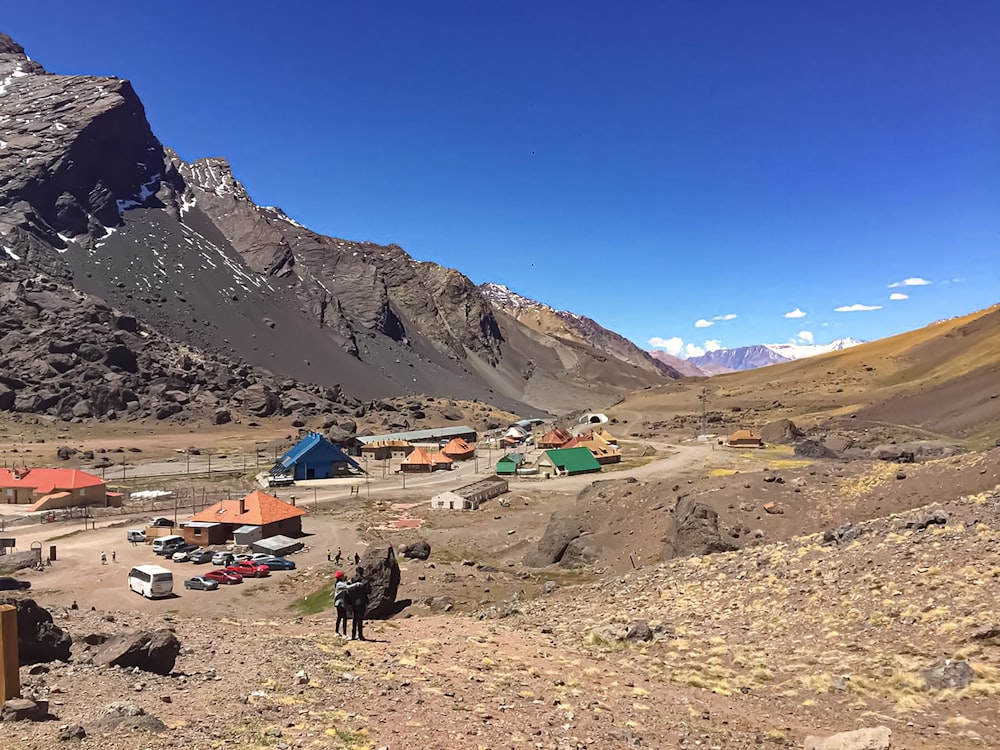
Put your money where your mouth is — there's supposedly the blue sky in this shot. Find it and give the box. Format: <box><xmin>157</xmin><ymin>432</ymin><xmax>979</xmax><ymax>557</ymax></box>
<box><xmin>7</xmin><ymin>2</ymin><xmax>999</xmax><ymax>357</ymax></box>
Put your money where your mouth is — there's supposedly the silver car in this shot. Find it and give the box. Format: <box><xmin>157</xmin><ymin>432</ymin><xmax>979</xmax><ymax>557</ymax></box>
<box><xmin>211</xmin><ymin>551</ymin><xmax>234</xmax><ymax>566</ymax></box>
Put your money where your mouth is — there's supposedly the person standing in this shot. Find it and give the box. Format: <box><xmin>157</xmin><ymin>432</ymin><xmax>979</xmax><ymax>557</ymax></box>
<box><xmin>347</xmin><ymin>566</ymin><xmax>370</xmax><ymax>641</ymax></box>
<box><xmin>327</xmin><ymin>548</ymin><xmax>331</xmax><ymax>562</ymax></box>
<box><xmin>354</xmin><ymin>551</ymin><xmax>360</xmax><ymax>566</ymax></box>
<box><xmin>333</xmin><ymin>570</ymin><xmax>353</xmax><ymax>637</ymax></box>
<box><xmin>111</xmin><ymin>550</ymin><xmax>116</xmax><ymax>563</ymax></box>
<box><xmin>334</xmin><ymin>547</ymin><xmax>342</xmax><ymax>565</ymax></box>
<box><xmin>100</xmin><ymin>551</ymin><xmax>107</xmax><ymax>565</ymax></box>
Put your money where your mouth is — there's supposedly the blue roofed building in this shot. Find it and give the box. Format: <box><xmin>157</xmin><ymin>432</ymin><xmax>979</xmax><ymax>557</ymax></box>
<box><xmin>270</xmin><ymin>432</ymin><xmax>362</xmax><ymax>481</ymax></box>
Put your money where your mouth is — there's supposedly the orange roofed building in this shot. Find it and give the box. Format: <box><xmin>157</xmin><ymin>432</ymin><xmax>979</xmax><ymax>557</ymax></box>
<box><xmin>401</xmin><ymin>447</ymin><xmax>453</xmax><ymax>472</ymax></box>
<box><xmin>185</xmin><ymin>489</ymin><xmax>307</xmax><ymax>545</ymax></box>
<box><xmin>441</xmin><ymin>438</ymin><xmax>475</xmax><ymax>461</ymax></box>
<box><xmin>0</xmin><ymin>467</ymin><xmax>114</xmax><ymax>511</ymax></box>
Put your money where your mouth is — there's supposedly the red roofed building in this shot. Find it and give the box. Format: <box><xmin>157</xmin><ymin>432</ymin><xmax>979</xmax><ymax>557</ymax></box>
<box><xmin>185</xmin><ymin>490</ymin><xmax>307</xmax><ymax>545</ymax></box>
<box><xmin>401</xmin><ymin>447</ymin><xmax>453</xmax><ymax>473</ymax></box>
<box><xmin>538</xmin><ymin>427</ymin><xmax>573</xmax><ymax>450</ymax></box>
<box><xmin>441</xmin><ymin>438</ymin><xmax>475</xmax><ymax>461</ymax></box>
<box><xmin>0</xmin><ymin>467</ymin><xmax>112</xmax><ymax>511</ymax></box>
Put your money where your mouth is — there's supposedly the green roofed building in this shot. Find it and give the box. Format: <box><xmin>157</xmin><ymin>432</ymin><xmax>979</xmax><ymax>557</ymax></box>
<box><xmin>536</xmin><ymin>446</ymin><xmax>602</xmax><ymax>478</ymax></box>
<box><xmin>496</xmin><ymin>453</ymin><xmax>524</xmax><ymax>475</ymax></box>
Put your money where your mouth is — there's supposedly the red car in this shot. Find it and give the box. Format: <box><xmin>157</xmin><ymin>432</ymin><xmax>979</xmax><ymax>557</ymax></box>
<box><xmin>226</xmin><ymin>562</ymin><xmax>269</xmax><ymax>578</ymax></box>
<box><xmin>204</xmin><ymin>569</ymin><xmax>243</xmax><ymax>585</ymax></box>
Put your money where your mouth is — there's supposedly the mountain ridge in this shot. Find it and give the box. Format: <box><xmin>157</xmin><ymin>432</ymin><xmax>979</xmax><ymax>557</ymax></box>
<box><xmin>0</xmin><ymin>33</ymin><xmax>671</xmax><ymax>422</ymax></box>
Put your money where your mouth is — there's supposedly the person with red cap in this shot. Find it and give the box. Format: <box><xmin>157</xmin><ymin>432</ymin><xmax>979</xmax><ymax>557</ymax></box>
<box><xmin>334</xmin><ymin>570</ymin><xmax>362</xmax><ymax>637</ymax></box>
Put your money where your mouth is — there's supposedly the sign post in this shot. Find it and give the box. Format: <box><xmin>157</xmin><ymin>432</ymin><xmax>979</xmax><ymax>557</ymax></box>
<box><xmin>0</xmin><ymin>604</ymin><xmax>19</xmax><ymax>701</ymax></box>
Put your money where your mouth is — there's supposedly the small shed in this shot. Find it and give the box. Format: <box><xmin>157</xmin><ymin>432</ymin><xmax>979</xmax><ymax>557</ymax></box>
<box><xmin>233</xmin><ymin>525</ymin><xmax>264</xmax><ymax>546</ymax></box>
<box><xmin>431</xmin><ymin>491</ymin><xmax>470</xmax><ymax>510</ymax></box>
<box><xmin>496</xmin><ymin>453</ymin><xmax>524</xmax><ymax>475</ymax></box>
<box><xmin>728</xmin><ymin>429</ymin><xmax>764</xmax><ymax>448</ymax></box>
<box><xmin>251</xmin><ymin>535</ymin><xmax>304</xmax><ymax>556</ymax></box>
<box><xmin>536</xmin><ymin>447</ymin><xmax>602</xmax><ymax>478</ymax></box>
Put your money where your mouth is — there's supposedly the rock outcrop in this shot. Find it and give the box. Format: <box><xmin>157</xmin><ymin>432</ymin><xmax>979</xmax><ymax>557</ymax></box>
<box><xmin>92</xmin><ymin>629</ymin><xmax>181</xmax><ymax>675</ymax></box>
<box><xmin>0</xmin><ymin>598</ymin><xmax>72</xmax><ymax>664</ymax></box>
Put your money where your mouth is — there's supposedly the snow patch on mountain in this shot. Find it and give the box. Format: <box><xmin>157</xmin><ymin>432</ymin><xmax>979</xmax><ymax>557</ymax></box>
<box><xmin>765</xmin><ymin>337</ymin><xmax>865</xmax><ymax>360</ymax></box>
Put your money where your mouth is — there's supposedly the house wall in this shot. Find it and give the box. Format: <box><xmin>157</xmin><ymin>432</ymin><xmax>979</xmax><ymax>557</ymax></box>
<box><xmin>3</xmin><ymin>484</ymin><xmax>107</xmax><ymax>506</ymax></box>
<box><xmin>184</xmin><ymin>525</ymin><xmax>228</xmax><ymax>545</ymax></box>
<box><xmin>262</xmin><ymin>517</ymin><xmax>304</xmax><ymax>538</ymax></box>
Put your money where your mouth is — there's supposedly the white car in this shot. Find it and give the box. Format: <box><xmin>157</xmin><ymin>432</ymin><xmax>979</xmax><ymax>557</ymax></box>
<box><xmin>172</xmin><ymin>547</ymin><xmax>201</xmax><ymax>562</ymax></box>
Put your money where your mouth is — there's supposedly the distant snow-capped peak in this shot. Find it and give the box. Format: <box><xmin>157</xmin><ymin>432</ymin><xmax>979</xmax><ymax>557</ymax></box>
<box><xmin>764</xmin><ymin>337</ymin><xmax>865</xmax><ymax>360</ymax></box>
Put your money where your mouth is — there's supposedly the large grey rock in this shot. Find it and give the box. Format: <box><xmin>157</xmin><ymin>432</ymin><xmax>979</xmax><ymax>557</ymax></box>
<box><xmin>923</xmin><ymin>659</ymin><xmax>974</xmax><ymax>690</ymax></box>
<box><xmin>401</xmin><ymin>540</ymin><xmax>431</xmax><ymax>560</ymax></box>
<box><xmin>664</xmin><ymin>499</ymin><xmax>737</xmax><ymax>558</ymax></box>
<box><xmin>523</xmin><ymin>515</ymin><xmax>587</xmax><ymax>567</ymax></box>
<box><xmin>0</xmin><ymin>597</ymin><xmax>72</xmax><ymax>664</ymax></box>
<box><xmin>92</xmin><ymin>629</ymin><xmax>181</xmax><ymax>675</ymax></box>
<box><xmin>0</xmin><ymin>698</ymin><xmax>49</xmax><ymax>722</ymax></box>
<box><xmin>357</xmin><ymin>545</ymin><xmax>401</xmax><ymax>619</ymax></box>
<box><xmin>804</xmin><ymin>726</ymin><xmax>891</xmax><ymax>750</ymax></box>
<box><xmin>759</xmin><ymin>418</ymin><xmax>803</xmax><ymax>445</ymax></box>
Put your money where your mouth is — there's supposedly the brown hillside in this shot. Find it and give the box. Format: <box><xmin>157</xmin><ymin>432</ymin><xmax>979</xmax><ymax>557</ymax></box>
<box><xmin>613</xmin><ymin>303</ymin><xmax>1000</xmax><ymax>444</ymax></box>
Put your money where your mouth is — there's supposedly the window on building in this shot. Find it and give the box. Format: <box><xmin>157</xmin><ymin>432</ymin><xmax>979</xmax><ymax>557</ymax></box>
<box><xmin>194</xmin><ymin>528</ymin><xmax>202</xmax><ymax>537</ymax></box>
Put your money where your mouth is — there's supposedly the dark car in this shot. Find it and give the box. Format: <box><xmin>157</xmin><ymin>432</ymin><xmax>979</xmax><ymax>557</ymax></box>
<box><xmin>188</xmin><ymin>549</ymin><xmax>215</xmax><ymax>564</ymax></box>
<box><xmin>149</xmin><ymin>517</ymin><xmax>173</xmax><ymax>528</ymax></box>
<box><xmin>0</xmin><ymin>577</ymin><xmax>30</xmax><ymax>591</ymax></box>
<box><xmin>183</xmin><ymin>576</ymin><xmax>219</xmax><ymax>591</ymax></box>
<box><xmin>258</xmin><ymin>557</ymin><xmax>296</xmax><ymax>571</ymax></box>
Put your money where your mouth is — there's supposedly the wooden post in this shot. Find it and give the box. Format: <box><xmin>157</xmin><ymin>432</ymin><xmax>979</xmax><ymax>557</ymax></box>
<box><xmin>0</xmin><ymin>604</ymin><xmax>19</xmax><ymax>701</ymax></box>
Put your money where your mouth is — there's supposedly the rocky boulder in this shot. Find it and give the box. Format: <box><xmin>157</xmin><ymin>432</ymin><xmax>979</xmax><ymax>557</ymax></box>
<box><xmin>663</xmin><ymin>499</ymin><xmax>738</xmax><ymax>559</ymax></box>
<box><xmin>92</xmin><ymin>629</ymin><xmax>181</xmax><ymax>675</ymax></box>
<box><xmin>0</xmin><ymin>697</ymin><xmax>50</xmax><ymax>722</ymax></box>
<box><xmin>0</xmin><ymin>598</ymin><xmax>72</xmax><ymax>664</ymax></box>
<box><xmin>358</xmin><ymin>546</ymin><xmax>401</xmax><ymax>619</ymax></box>
<box><xmin>523</xmin><ymin>515</ymin><xmax>588</xmax><ymax>567</ymax></box>
<box><xmin>401</xmin><ymin>540</ymin><xmax>431</xmax><ymax>560</ymax></box>
<box><xmin>759</xmin><ymin>418</ymin><xmax>803</xmax><ymax>445</ymax></box>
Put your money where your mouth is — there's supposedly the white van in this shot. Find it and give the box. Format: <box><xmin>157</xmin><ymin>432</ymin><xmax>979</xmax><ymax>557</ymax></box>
<box><xmin>127</xmin><ymin>565</ymin><xmax>173</xmax><ymax>599</ymax></box>
<box><xmin>126</xmin><ymin>529</ymin><xmax>146</xmax><ymax>543</ymax></box>
<box><xmin>151</xmin><ymin>535</ymin><xmax>185</xmax><ymax>556</ymax></box>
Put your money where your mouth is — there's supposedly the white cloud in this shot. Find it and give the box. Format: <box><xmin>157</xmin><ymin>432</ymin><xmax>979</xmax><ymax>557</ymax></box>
<box><xmin>648</xmin><ymin>336</ymin><xmax>684</xmax><ymax>356</ymax></box>
<box><xmin>797</xmin><ymin>330</ymin><xmax>814</xmax><ymax>344</ymax></box>
<box><xmin>834</xmin><ymin>303</ymin><xmax>883</xmax><ymax>312</ymax></box>
<box><xmin>713</xmin><ymin>313</ymin><xmax>737</xmax><ymax>321</ymax></box>
<box><xmin>889</xmin><ymin>292</ymin><xmax>909</xmax><ymax>301</ymax></box>
<box><xmin>784</xmin><ymin>307</ymin><xmax>807</xmax><ymax>319</ymax></box>
<box><xmin>704</xmin><ymin>340</ymin><xmax>722</xmax><ymax>352</ymax></box>
<box><xmin>694</xmin><ymin>319</ymin><xmax>713</xmax><ymax>328</ymax></box>
<box><xmin>888</xmin><ymin>277</ymin><xmax>931</xmax><ymax>288</ymax></box>
<box><xmin>684</xmin><ymin>343</ymin><xmax>705</xmax><ymax>358</ymax></box>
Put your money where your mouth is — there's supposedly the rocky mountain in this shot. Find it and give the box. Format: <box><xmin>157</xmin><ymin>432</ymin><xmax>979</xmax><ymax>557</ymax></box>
<box><xmin>646</xmin><ymin>349</ymin><xmax>706</xmax><ymax>377</ymax></box>
<box><xmin>481</xmin><ymin>283</ymin><xmax>684</xmax><ymax>379</ymax></box>
<box><xmin>688</xmin><ymin>344</ymin><xmax>792</xmax><ymax>374</ymax></box>
<box><xmin>687</xmin><ymin>338</ymin><xmax>866</xmax><ymax>374</ymax></box>
<box><xmin>0</xmin><ymin>33</ymin><xmax>672</xmax><ymax>422</ymax></box>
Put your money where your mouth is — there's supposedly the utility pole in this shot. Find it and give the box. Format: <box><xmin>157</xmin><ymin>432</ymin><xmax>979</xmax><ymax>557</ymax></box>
<box><xmin>698</xmin><ymin>387</ymin><xmax>710</xmax><ymax>437</ymax></box>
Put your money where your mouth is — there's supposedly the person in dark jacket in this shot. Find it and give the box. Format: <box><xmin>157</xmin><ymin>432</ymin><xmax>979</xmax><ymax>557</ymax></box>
<box><xmin>347</xmin><ymin>566</ymin><xmax>370</xmax><ymax>640</ymax></box>
<box><xmin>333</xmin><ymin>570</ymin><xmax>356</xmax><ymax>637</ymax></box>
